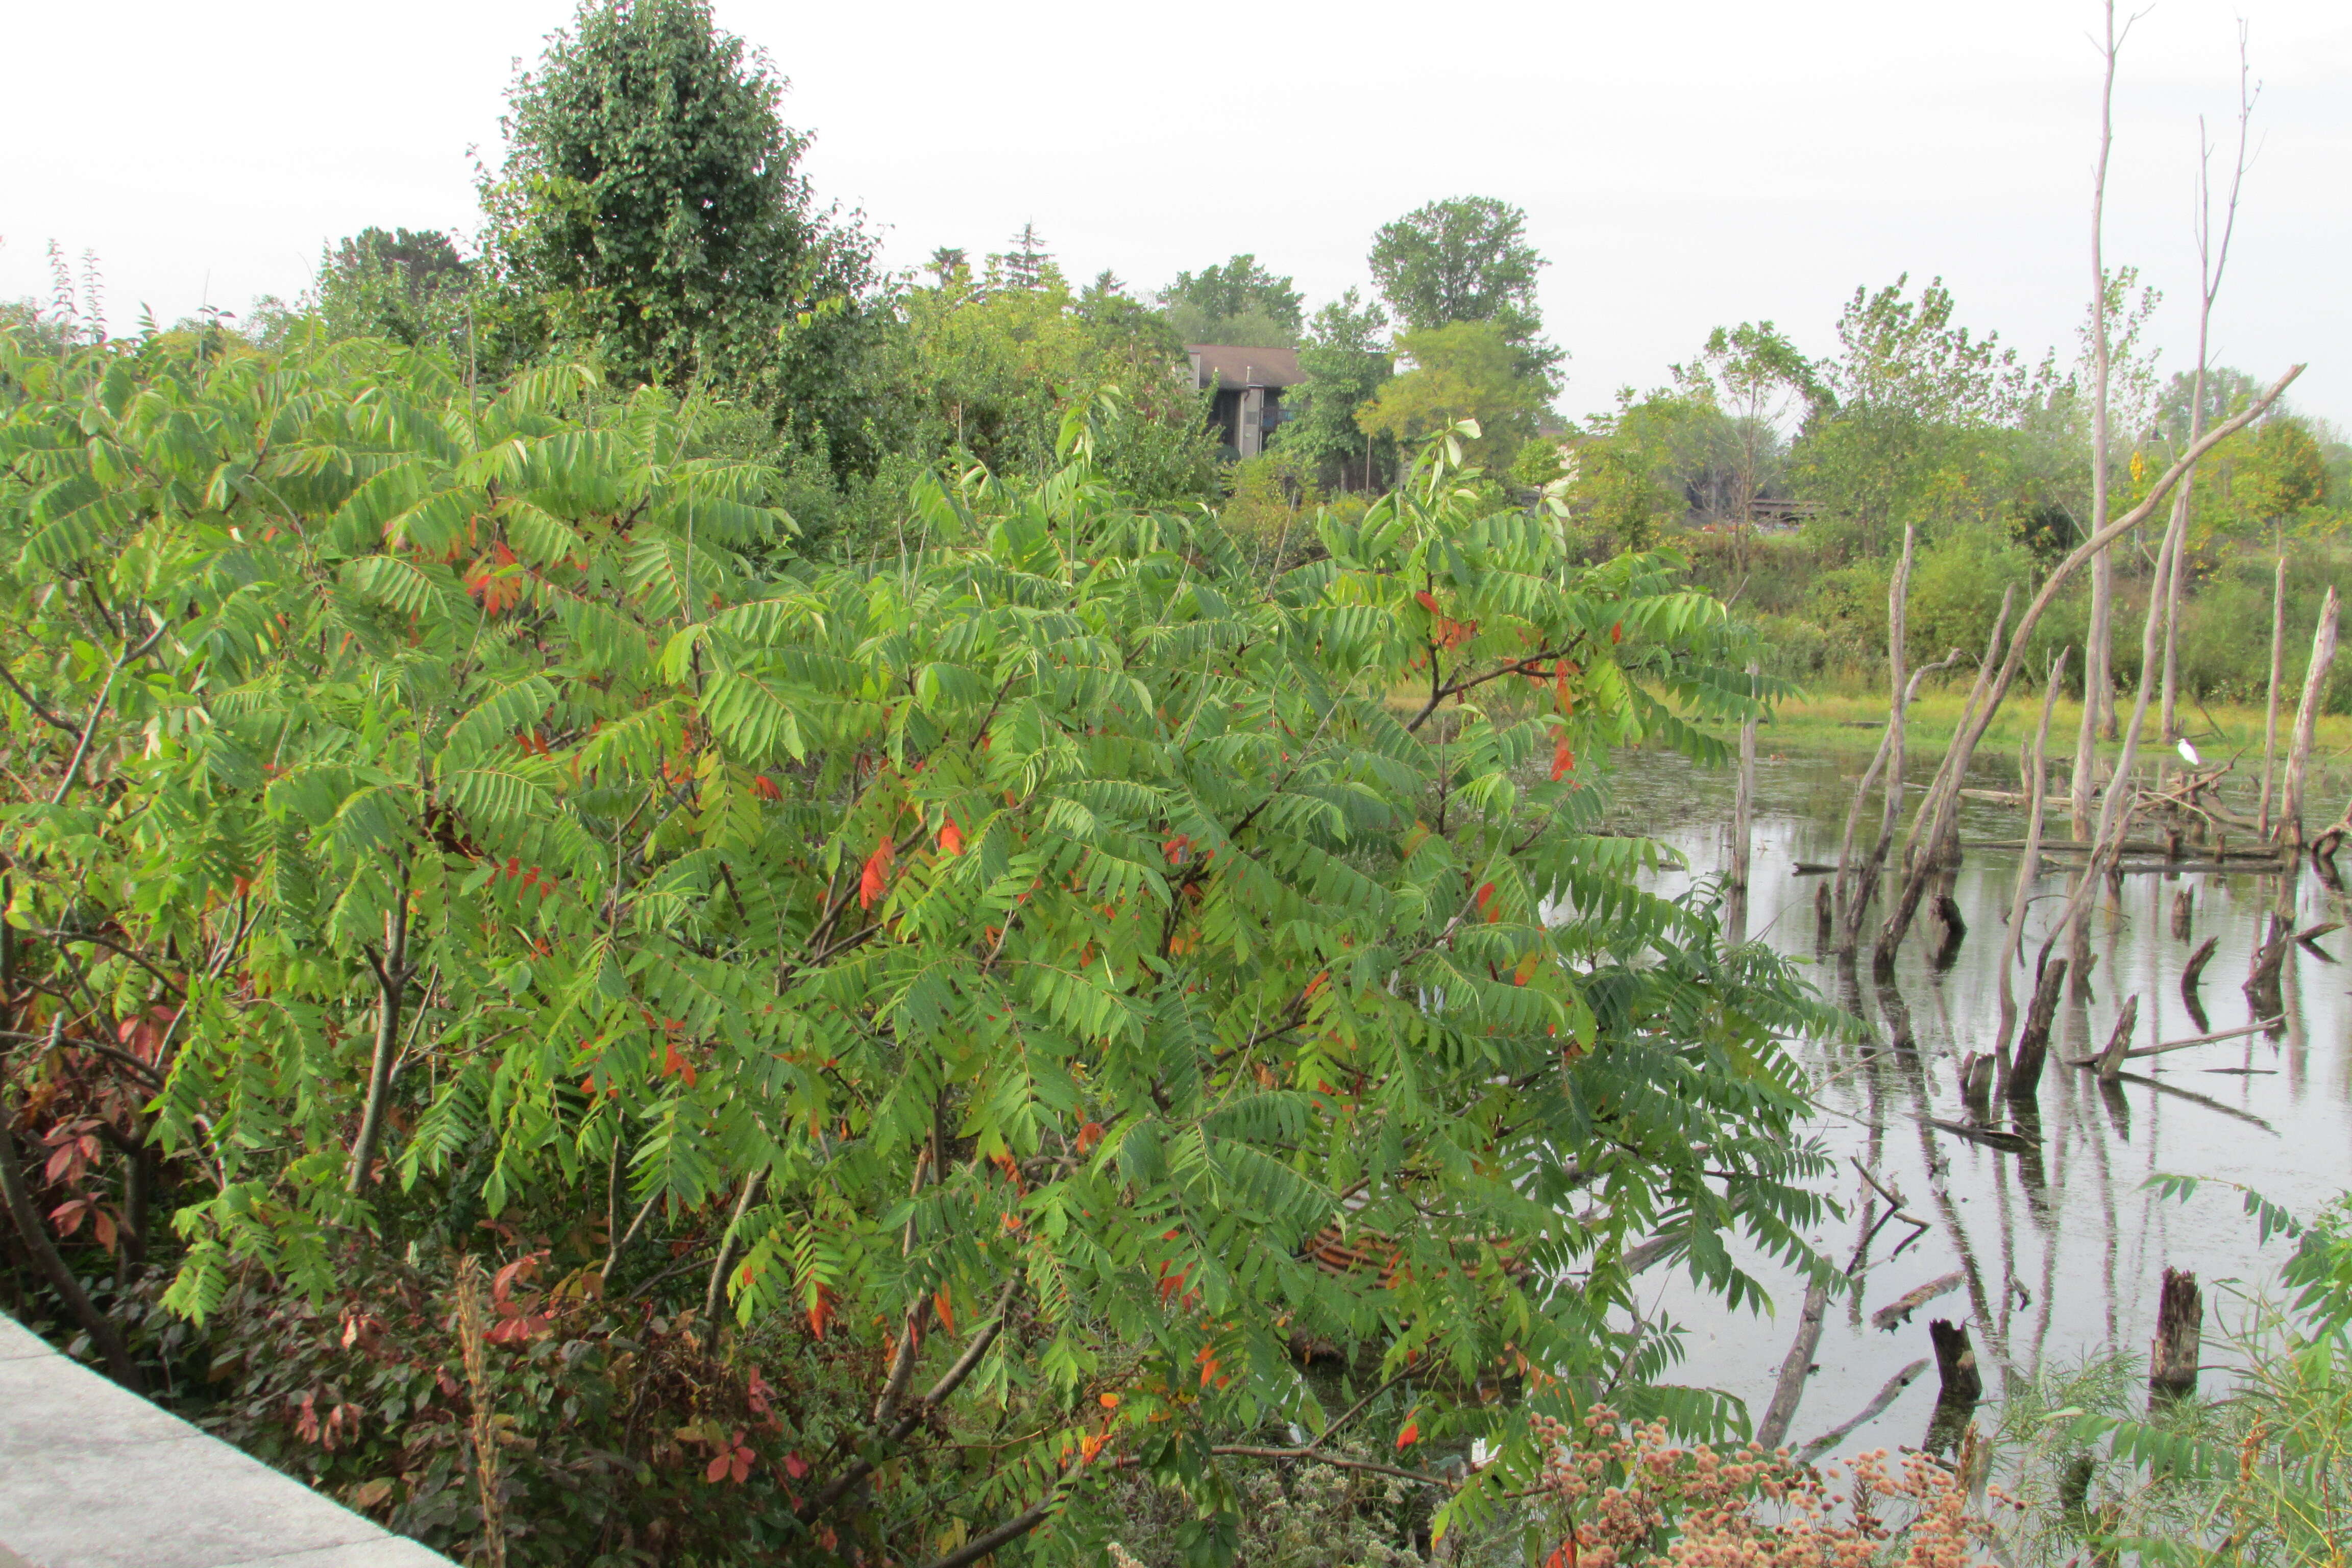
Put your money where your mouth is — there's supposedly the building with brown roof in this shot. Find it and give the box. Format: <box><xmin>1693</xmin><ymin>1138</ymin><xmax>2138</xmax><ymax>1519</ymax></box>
<box><xmin>1186</xmin><ymin>345</ymin><xmax>1305</xmax><ymax>459</ymax></box>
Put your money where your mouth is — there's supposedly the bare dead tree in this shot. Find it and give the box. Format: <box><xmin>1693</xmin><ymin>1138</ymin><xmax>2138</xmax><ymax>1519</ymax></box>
<box><xmin>1995</xmin><ymin>650</ymin><xmax>2070</xmax><ymax>1057</ymax></box>
<box><xmin>1840</xmin><ymin>527</ymin><xmax>1914</xmax><ymax>952</ymax></box>
<box><xmin>1870</xmin><ymin>364</ymin><xmax>2302</xmax><ymax>968</ymax></box>
<box><xmin>2159</xmin><ymin>26</ymin><xmax>2259</xmax><ymax>744</ymax></box>
<box><xmin>1728</xmin><ymin>659</ymin><xmax>1760</xmax><ymax>945</ymax></box>
<box><xmin>2073</xmin><ymin>0</ymin><xmax>2137</xmax><ymax>826</ymax></box>
<box><xmin>2259</xmin><ymin>549</ymin><xmax>2288</xmax><ymax>836</ymax></box>
<box><xmin>2275</xmin><ymin>587</ymin><xmax>2340</xmax><ymax>848</ymax></box>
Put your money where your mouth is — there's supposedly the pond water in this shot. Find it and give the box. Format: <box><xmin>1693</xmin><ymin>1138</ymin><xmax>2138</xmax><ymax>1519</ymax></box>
<box><xmin>1602</xmin><ymin>741</ymin><xmax>2352</xmax><ymax>1457</ymax></box>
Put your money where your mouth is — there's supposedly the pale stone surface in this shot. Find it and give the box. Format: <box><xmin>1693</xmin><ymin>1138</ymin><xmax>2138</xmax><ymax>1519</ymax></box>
<box><xmin>0</xmin><ymin>1311</ymin><xmax>455</xmax><ymax>1568</ymax></box>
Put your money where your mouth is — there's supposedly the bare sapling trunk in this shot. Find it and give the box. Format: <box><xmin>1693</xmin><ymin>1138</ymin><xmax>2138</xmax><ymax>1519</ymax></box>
<box><xmin>2079</xmin><ymin>0</ymin><xmax>2127</xmax><ymax>777</ymax></box>
<box><xmin>1996</xmin><ymin>651</ymin><xmax>2071</xmax><ymax>1056</ymax></box>
<box><xmin>2259</xmin><ymin>551</ymin><xmax>2288</xmax><ymax>836</ymax></box>
<box><xmin>348</xmin><ymin>883</ymin><xmax>413</xmax><ymax>1193</ymax></box>
<box><xmin>1843</xmin><ymin>528</ymin><xmax>1914</xmax><ymax>951</ymax></box>
<box><xmin>1728</xmin><ymin>661</ymin><xmax>1760</xmax><ymax>944</ymax></box>
<box><xmin>2275</xmin><ymin>586</ymin><xmax>2340</xmax><ymax>848</ymax></box>
<box><xmin>1869</xmin><ymin>363</ymin><xmax>2302</xmax><ymax>968</ymax></box>
<box><xmin>2165</xmin><ymin>29</ymin><xmax>2260</xmax><ymax>744</ymax></box>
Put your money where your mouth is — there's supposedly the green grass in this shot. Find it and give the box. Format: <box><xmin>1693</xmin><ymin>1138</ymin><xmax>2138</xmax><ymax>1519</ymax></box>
<box><xmin>1764</xmin><ymin>678</ymin><xmax>2352</xmax><ymax>792</ymax></box>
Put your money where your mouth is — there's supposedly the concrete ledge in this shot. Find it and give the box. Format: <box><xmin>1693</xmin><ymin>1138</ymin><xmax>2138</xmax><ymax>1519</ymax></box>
<box><xmin>0</xmin><ymin>1312</ymin><xmax>453</xmax><ymax>1568</ymax></box>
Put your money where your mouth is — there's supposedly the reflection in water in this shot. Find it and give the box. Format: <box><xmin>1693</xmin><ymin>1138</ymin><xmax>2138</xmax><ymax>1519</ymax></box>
<box><xmin>1607</xmin><ymin>745</ymin><xmax>2352</xmax><ymax>1456</ymax></box>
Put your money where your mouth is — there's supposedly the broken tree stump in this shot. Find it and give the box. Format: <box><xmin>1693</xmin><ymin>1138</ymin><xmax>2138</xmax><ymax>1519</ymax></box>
<box><xmin>2010</xmin><ymin>958</ymin><xmax>2068</xmax><ymax>1102</ymax></box>
<box><xmin>2170</xmin><ymin>888</ymin><xmax>2192</xmax><ymax>940</ymax></box>
<box><xmin>1959</xmin><ymin>1054</ymin><xmax>1994</xmax><ymax>1119</ymax></box>
<box><xmin>1815</xmin><ymin>881</ymin><xmax>1834</xmax><ymax>947</ymax></box>
<box><xmin>2149</xmin><ymin>1267</ymin><xmax>2201</xmax><ymax>1401</ymax></box>
<box><xmin>1931</xmin><ymin>892</ymin><xmax>1967</xmax><ymax>969</ymax></box>
<box><xmin>2095</xmin><ymin>995</ymin><xmax>2139</xmax><ymax>1083</ymax></box>
<box><xmin>2180</xmin><ymin>935</ymin><xmax>2219</xmax><ymax>994</ymax></box>
<box><xmin>2245</xmin><ymin>917</ymin><xmax>2294</xmax><ymax>1019</ymax></box>
<box><xmin>1928</xmin><ymin>1317</ymin><xmax>1983</xmax><ymax>1405</ymax></box>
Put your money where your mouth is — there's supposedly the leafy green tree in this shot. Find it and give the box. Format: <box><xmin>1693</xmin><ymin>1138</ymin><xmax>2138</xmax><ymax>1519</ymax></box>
<box><xmin>2</xmin><ymin>325</ymin><xmax>1833</xmax><ymax>1564</ymax></box>
<box><xmin>2234</xmin><ymin>416</ymin><xmax>2330</xmax><ymax>526</ymax></box>
<box><xmin>1794</xmin><ymin>276</ymin><xmax>2054</xmax><ymax>559</ymax></box>
<box><xmin>1355</xmin><ymin>322</ymin><xmax>1544</xmax><ymax>470</ymax></box>
<box><xmin>1156</xmin><ymin>254</ymin><xmax>1303</xmax><ymax>348</ymax></box>
<box><xmin>315</xmin><ymin>228</ymin><xmax>474</xmax><ymax>351</ymax></box>
<box><xmin>1274</xmin><ymin>288</ymin><xmax>1392</xmax><ymax>488</ymax></box>
<box><xmin>1368</xmin><ymin>197</ymin><xmax>1561</xmax><ymax>391</ymax></box>
<box><xmin>481</xmin><ymin>0</ymin><xmax>877</xmax><ymax>404</ymax></box>
<box><xmin>883</xmin><ymin>264</ymin><xmax>1216</xmax><ymax>502</ymax></box>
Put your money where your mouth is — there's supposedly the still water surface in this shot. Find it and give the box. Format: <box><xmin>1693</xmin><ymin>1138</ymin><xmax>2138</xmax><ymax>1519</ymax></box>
<box><xmin>1603</xmin><ymin>744</ymin><xmax>2352</xmax><ymax>1455</ymax></box>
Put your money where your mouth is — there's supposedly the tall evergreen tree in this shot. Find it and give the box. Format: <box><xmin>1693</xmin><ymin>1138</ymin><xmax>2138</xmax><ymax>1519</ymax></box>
<box><xmin>483</xmin><ymin>0</ymin><xmax>874</xmax><ymax>396</ymax></box>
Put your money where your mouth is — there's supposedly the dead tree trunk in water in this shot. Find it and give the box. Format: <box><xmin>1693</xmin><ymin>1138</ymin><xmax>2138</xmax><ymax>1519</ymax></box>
<box><xmin>1928</xmin><ymin>1318</ymin><xmax>1984</xmax><ymax>1405</ymax></box>
<box><xmin>2010</xmin><ymin>958</ymin><xmax>2068</xmax><ymax>1101</ymax></box>
<box><xmin>1873</xmin><ymin>368</ymin><xmax>2302</xmax><ymax>968</ymax></box>
<box><xmin>1728</xmin><ymin>660</ymin><xmax>1759</xmax><ymax>944</ymax></box>
<box><xmin>2170</xmin><ymin>888</ymin><xmax>2192</xmax><ymax>939</ymax></box>
<box><xmin>2149</xmin><ymin>1268</ymin><xmax>2201</xmax><ymax>1401</ymax></box>
<box><xmin>2275</xmin><ymin>586</ymin><xmax>2340</xmax><ymax>849</ymax></box>
<box><xmin>2095</xmin><ymin>994</ymin><xmax>2139</xmax><ymax>1082</ymax></box>
<box><xmin>1996</xmin><ymin>654</ymin><xmax>2069</xmax><ymax>1056</ymax></box>
<box><xmin>1840</xmin><ymin>528</ymin><xmax>1914</xmax><ymax>953</ymax></box>
<box><xmin>2259</xmin><ymin>552</ymin><xmax>2287</xmax><ymax>838</ymax></box>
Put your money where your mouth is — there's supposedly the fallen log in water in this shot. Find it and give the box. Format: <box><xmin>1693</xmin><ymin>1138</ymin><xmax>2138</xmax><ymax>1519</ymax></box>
<box><xmin>1922</xmin><ymin>1117</ymin><xmax>2040</xmax><ymax>1155</ymax></box>
<box><xmin>1797</xmin><ymin>1358</ymin><xmax>1930</xmax><ymax>1462</ymax></box>
<box><xmin>1870</xmin><ymin>1270</ymin><xmax>1967</xmax><ymax>1332</ymax></box>
<box><xmin>2066</xmin><ymin>1016</ymin><xmax>2277</xmax><ymax>1068</ymax></box>
<box><xmin>2112</xmin><ymin>1071</ymin><xmax>2278</xmax><ymax>1133</ymax></box>
<box><xmin>1755</xmin><ymin>1275</ymin><xmax>1832</xmax><ymax>1448</ymax></box>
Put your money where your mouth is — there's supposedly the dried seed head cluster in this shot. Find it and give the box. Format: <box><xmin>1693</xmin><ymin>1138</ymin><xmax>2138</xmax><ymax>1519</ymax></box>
<box><xmin>1524</xmin><ymin>1407</ymin><xmax>1994</xmax><ymax>1568</ymax></box>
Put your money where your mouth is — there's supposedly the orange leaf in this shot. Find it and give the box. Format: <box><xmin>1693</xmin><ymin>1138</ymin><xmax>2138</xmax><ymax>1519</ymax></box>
<box><xmin>937</xmin><ymin>819</ymin><xmax>965</xmax><ymax>856</ymax></box>
<box><xmin>1551</xmin><ymin>735</ymin><xmax>1574</xmax><ymax>781</ymax></box>
<box><xmin>859</xmin><ymin>842</ymin><xmax>894</xmax><ymax>909</ymax></box>
<box><xmin>1414</xmin><ymin>590</ymin><xmax>1441</xmax><ymax>614</ymax></box>
<box><xmin>1076</xmin><ymin>1121</ymin><xmax>1105</xmax><ymax>1154</ymax></box>
<box><xmin>783</xmin><ymin>1451</ymin><xmax>809</xmax><ymax>1479</ymax></box>
<box><xmin>705</xmin><ymin>1454</ymin><xmax>730</xmax><ymax>1484</ymax></box>
<box><xmin>1610</xmin><ymin>620</ymin><xmax>1623</xmax><ymax>644</ymax></box>
<box><xmin>1475</xmin><ymin>881</ymin><xmax>1496</xmax><ymax>912</ymax></box>
<box><xmin>933</xmin><ymin>1288</ymin><xmax>956</xmax><ymax>1335</ymax></box>
<box><xmin>1099</xmin><ymin>1392</ymin><xmax>1120</xmax><ymax>1409</ymax></box>
<box><xmin>1162</xmin><ymin>833</ymin><xmax>1192</xmax><ymax>867</ymax></box>
<box><xmin>751</xmin><ymin>774</ymin><xmax>781</xmax><ymax>802</ymax></box>
<box><xmin>1396</xmin><ymin>1418</ymin><xmax>1420</xmax><ymax>1450</ymax></box>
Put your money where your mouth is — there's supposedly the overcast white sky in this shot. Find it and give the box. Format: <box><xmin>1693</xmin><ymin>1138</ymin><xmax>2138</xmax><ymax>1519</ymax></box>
<box><xmin>5</xmin><ymin>0</ymin><xmax>2345</xmax><ymax>426</ymax></box>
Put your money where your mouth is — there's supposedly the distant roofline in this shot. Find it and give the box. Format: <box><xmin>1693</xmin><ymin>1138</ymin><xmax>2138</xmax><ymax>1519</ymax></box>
<box><xmin>1186</xmin><ymin>344</ymin><xmax>1306</xmax><ymax>390</ymax></box>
